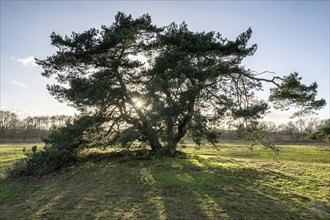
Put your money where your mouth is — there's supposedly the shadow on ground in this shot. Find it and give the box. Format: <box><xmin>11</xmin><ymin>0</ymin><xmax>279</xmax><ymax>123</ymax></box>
<box><xmin>1</xmin><ymin>151</ymin><xmax>329</xmax><ymax>219</ymax></box>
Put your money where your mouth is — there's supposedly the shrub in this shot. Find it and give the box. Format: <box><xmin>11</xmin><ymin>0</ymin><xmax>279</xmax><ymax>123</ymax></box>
<box><xmin>308</xmin><ymin>120</ymin><xmax>330</xmax><ymax>144</ymax></box>
<box><xmin>9</xmin><ymin>116</ymin><xmax>95</xmax><ymax>176</ymax></box>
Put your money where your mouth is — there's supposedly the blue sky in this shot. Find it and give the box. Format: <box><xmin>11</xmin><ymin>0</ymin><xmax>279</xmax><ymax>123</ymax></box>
<box><xmin>1</xmin><ymin>0</ymin><xmax>329</xmax><ymax>123</ymax></box>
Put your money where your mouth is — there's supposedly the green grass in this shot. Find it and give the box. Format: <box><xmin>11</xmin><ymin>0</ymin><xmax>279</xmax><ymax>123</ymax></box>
<box><xmin>0</xmin><ymin>141</ymin><xmax>329</xmax><ymax>219</ymax></box>
<box><xmin>180</xmin><ymin>143</ymin><xmax>330</xmax><ymax>163</ymax></box>
<box><xmin>0</xmin><ymin>141</ymin><xmax>43</xmax><ymax>177</ymax></box>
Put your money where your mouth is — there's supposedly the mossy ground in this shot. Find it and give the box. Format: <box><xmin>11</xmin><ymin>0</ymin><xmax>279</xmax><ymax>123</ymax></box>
<box><xmin>0</xmin><ymin>141</ymin><xmax>329</xmax><ymax>219</ymax></box>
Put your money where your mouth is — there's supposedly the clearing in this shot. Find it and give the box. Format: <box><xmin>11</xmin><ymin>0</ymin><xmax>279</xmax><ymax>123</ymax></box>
<box><xmin>0</xmin><ymin>141</ymin><xmax>329</xmax><ymax>219</ymax></box>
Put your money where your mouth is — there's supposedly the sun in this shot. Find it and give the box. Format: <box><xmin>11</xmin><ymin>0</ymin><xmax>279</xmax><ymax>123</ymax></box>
<box><xmin>135</xmin><ymin>100</ymin><xmax>143</xmax><ymax>108</ymax></box>
<box><xmin>133</xmin><ymin>98</ymin><xmax>143</xmax><ymax>108</ymax></box>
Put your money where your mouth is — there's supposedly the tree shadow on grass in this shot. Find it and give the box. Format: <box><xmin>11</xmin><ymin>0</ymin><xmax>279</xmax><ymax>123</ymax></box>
<box><xmin>149</xmin><ymin>161</ymin><xmax>293</xmax><ymax>219</ymax></box>
<box><xmin>0</xmin><ymin>151</ymin><xmax>329</xmax><ymax>219</ymax></box>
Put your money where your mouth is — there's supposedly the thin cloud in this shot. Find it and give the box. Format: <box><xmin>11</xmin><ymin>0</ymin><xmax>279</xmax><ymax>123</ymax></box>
<box><xmin>11</xmin><ymin>56</ymin><xmax>37</xmax><ymax>68</ymax></box>
<box><xmin>10</xmin><ymin>80</ymin><xmax>28</xmax><ymax>88</ymax></box>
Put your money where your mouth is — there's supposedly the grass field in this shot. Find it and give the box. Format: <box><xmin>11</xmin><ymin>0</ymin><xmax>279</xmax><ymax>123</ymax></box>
<box><xmin>0</xmin><ymin>141</ymin><xmax>329</xmax><ymax>219</ymax></box>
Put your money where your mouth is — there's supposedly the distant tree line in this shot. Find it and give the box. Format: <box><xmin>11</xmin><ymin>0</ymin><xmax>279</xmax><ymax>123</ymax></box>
<box><xmin>210</xmin><ymin>118</ymin><xmax>329</xmax><ymax>144</ymax></box>
<box><xmin>0</xmin><ymin>110</ymin><xmax>328</xmax><ymax>144</ymax></box>
<box><xmin>0</xmin><ymin>110</ymin><xmax>74</xmax><ymax>140</ymax></box>
<box><xmin>260</xmin><ymin>118</ymin><xmax>329</xmax><ymax>144</ymax></box>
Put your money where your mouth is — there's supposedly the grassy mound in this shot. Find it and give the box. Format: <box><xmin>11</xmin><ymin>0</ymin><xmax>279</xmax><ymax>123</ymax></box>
<box><xmin>0</xmin><ymin>142</ymin><xmax>329</xmax><ymax>219</ymax></box>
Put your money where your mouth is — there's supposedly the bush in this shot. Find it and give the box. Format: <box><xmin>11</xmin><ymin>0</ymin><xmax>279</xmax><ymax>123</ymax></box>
<box><xmin>308</xmin><ymin>120</ymin><xmax>330</xmax><ymax>144</ymax></box>
<box><xmin>9</xmin><ymin>116</ymin><xmax>95</xmax><ymax>176</ymax></box>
